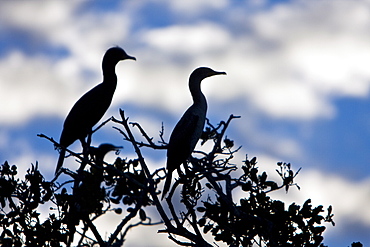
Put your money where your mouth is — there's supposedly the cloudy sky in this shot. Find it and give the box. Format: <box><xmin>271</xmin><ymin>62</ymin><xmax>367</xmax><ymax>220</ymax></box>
<box><xmin>1</xmin><ymin>0</ymin><xmax>370</xmax><ymax>246</ymax></box>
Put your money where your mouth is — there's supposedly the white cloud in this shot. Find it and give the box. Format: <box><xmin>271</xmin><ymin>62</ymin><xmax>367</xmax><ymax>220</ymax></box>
<box><xmin>1</xmin><ymin>48</ymin><xmax>117</xmax><ymax>126</ymax></box>
<box><xmin>2</xmin><ymin>0</ymin><xmax>370</xmax><ymax>125</ymax></box>
<box><xmin>0</xmin><ymin>51</ymin><xmax>78</xmax><ymax>124</ymax></box>
<box><xmin>241</xmin><ymin>0</ymin><xmax>370</xmax><ymax>118</ymax></box>
<box><xmin>253</xmin><ymin>81</ymin><xmax>334</xmax><ymax>120</ymax></box>
<box><xmin>169</xmin><ymin>0</ymin><xmax>228</xmax><ymax>16</ymax></box>
<box><xmin>0</xmin><ymin>1</ymin><xmax>77</xmax><ymax>32</ymax></box>
<box><xmin>0</xmin><ymin>2</ymin><xmax>133</xmax><ymax>125</ymax></box>
<box><xmin>141</xmin><ymin>22</ymin><xmax>231</xmax><ymax>55</ymax></box>
<box><xmin>132</xmin><ymin>0</ymin><xmax>370</xmax><ymax>121</ymax></box>
<box><xmin>0</xmin><ymin>1</ymin><xmax>130</xmax><ymax>57</ymax></box>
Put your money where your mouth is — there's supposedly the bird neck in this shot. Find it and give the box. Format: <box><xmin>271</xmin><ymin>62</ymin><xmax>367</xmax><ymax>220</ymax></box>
<box><xmin>189</xmin><ymin>78</ymin><xmax>206</xmax><ymax>106</ymax></box>
<box><xmin>102</xmin><ymin>60</ymin><xmax>118</xmax><ymax>84</ymax></box>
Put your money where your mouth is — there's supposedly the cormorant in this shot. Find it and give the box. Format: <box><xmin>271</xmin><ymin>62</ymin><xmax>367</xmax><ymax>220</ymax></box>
<box><xmin>55</xmin><ymin>47</ymin><xmax>135</xmax><ymax>175</ymax></box>
<box><xmin>162</xmin><ymin>67</ymin><xmax>226</xmax><ymax>200</ymax></box>
<box><xmin>90</xmin><ymin>143</ymin><xmax>122</xmax><ymax>166</ymax></box>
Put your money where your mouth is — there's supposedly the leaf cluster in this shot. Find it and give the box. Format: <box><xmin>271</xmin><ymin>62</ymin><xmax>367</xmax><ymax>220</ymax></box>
<box><xmin>0</xmin><ymin>112</ymin><xmax>360</xmax><ymax>247</ymax></box>
<box><xmin>0</xmin><ymin>162</ymin><xmax>61</xmax><ymax>247</ymax></box>
<box><xmin>197</xmin><ymin>159</ymin><xmax>334</xmax><ymax>246</ymax></box>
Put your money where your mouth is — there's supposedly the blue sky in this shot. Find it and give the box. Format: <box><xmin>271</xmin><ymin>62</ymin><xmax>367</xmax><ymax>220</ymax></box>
<box><xmin>1</xmin><ymin>0</ymin><xmax>370</xmax><ymax>246</ymax></box>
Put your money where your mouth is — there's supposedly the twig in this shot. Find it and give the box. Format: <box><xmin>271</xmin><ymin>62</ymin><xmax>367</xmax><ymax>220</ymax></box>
<box><xmin>113</xmin><ymin>110</ymin><xmax>172</xmax><ymax>227</ymax></box>
<box><xmin>37</xmin><ymin>134</ymin><xmax>84</xmax><ymax>163</ymax></box>
<box><xmin>130</xmin><ymin>122</ymin><xmax>166</xmax><ymax>148</ymax></box>
<box><xmin>83</xmin><ymin>216</ymin><xmax>105</xmax><ymax>246</ymax></box>
<box><xmin>168</xmin><ymin>235</ymin><xmax>194</xmax><ymax>246</ymax></box>
<box><xmin>158</xmin><ymin>122</ymin><xmax>167</xmax><ymax>145</ymax></box>
<box><xmin>211</xmin><ymin>114</ymin><xmax>240</xmax><ymax>156</ymax></box>
<box><xmin>107</xmin><ymin>203</ymin><xmax>141</xmax><ymax>245</ymax></box>
<box><xmin>38</xmin><ymin>133</ymin><xmax>146</xmax><ymax>189</ymax></box>
<box><xmin>76</xmin><ymin>222</ymin><xmax>90</xmax><ymax>246</ymax></box>
<box><xmin>205</xmin><ymin>118</ymin><xmax>222</xmax><ymax>132</ymax></box>
<box><xmin>166</xmin><ymin>179</ymin><xmax>182</xmax><ymax>228</ymax></box>
<box><xmin>76</xmin><ymin>231</ymin><xmax>96</xmax><ymax>246</ymax></box>
<box><xmin>113</xmin><ymin>123</ymin><xmax>167</xmax><ymax>150</ymax></box>
<box><xmin>202</xmin><ymin>115</ymin><xmax>256</xmax><ymax>223</ymax></box>
<box><xmin>182</xmin><ymin>195</ymin><xmax>203</xmax><ymax>242</ymax></box>
<box><xmin>114</xmin><ymin>110</ymin><xmax>212</xmax><ymax>246</ymax></box>
<box><xmin>92</xmin><ymin>116</ymin><xmax>113</xmax><ymax>134</ymax></box>
<box><xmin>120</xmin><ymin>218</ymin><xmax>164</xmax><ymax>242</ymax></box>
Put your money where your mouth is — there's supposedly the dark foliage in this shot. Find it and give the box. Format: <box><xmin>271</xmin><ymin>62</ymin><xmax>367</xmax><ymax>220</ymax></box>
<box><xmin>0</xmin><ymin>111</ymin><xmax>360</xmax><ymax>246</ymax></box>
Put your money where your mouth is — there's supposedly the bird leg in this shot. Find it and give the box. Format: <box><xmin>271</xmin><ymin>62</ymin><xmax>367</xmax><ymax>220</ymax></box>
<box><xmin>66</xmin><ymin>136</ymin><xmax>92</xmax><ymax>246</ymax></box>
<box><xmin>78</xmin><ymin>132</ymin><xmax>92</xmax><ymax>175</ymax></box>
<box><xmin>165</xmin><ymin>180</ymin><xmax>182</xmax><ymax>228</ymax></box>
<box><xmin>177</xmin><ymin>165</ymin><xmax>185</xmax><ymax>177</ymax></box>
<box><xmin>86</xmin><ymin>132</ymin><xmax>92</xmax><ymax>147</ymax></box>
<box><xmin>79</xmin><ymin>139</ymin><xmax>89</xmax><ymax>172</ymax></box>
<box><xmin>182</xmin><ymin>161</ymin><xmax>190</xmax><ymax>175</ymax></box>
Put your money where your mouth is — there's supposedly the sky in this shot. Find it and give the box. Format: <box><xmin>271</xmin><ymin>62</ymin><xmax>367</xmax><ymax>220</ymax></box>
<box><xmin>0</xmin><ymin>0</ymin><xmax>370</xmax><ymax>246</ymax></box>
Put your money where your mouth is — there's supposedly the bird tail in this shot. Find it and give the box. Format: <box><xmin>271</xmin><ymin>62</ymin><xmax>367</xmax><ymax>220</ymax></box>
<box><xmin>55</xmin><ymin>148</ymin><xmax>65</xmax><ymax>175</ymax></box>
<box><xmin>161</xmin><ymin>171</ymin><xmax>172</xmax><ymax>200</ymax></box>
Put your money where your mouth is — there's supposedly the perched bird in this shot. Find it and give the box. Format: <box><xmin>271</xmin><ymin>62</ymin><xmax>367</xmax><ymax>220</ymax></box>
<box><xmin>56</xmin><ymin>47</ymin><xmax>135</xmax><ymax>175</ymax></box>
<box><xmin>162</xmin><ymin>67</ymin><xmax>226</xmax><ymax>199</ymax></box>
<box><xmin>90</xmin><ymin>143</ymin><xmax>122</xmax><ymax>166</ymax></box>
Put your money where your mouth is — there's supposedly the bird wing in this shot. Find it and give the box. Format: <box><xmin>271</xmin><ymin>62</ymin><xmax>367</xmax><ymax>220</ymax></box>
<box><xmin>167</xmin><ymin>107</ymin><xmax>205</xmax><ymax>172</ymax></box>
<box><xmin>60</xmin><ymin>83</ymin><xmax>115</xmax><ymax>146</ymax></box>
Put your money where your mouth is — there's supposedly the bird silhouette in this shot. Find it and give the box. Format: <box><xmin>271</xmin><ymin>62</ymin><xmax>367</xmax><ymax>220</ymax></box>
<box><xmin>162</xmin><ymin>67</ymin><xmax>226</xmax><ymax>200</ymax></box>
<box><xmin>56</xmin><ymin>47</ymin><xmax>135</xmax><ymax>175</ymax></box>
<box><xmin>90</xmin><ymin>143</ymin><xmax>122</xmax><ymax>166</ymax></box>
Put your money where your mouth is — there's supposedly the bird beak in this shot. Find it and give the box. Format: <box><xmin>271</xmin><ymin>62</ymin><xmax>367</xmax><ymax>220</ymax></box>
<box><xmin>126</xmin><ymin>55</ymin><xmax>136</xmax><ymax>61</ymax></box>
<box><xmin>109</xmin><ymin>145</ymin><xmax>123</xmax><ymax>155</ymax></box>
<box><xmin>215</xmin><ymin>71</ymin><xmax>227</xmax><ymax>76</ymax></box>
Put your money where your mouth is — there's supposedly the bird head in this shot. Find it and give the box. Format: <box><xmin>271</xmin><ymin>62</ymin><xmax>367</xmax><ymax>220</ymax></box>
<box><xmin>190</xmin><ymin>67</ymin><xmax>226</xmax><ymax>82</ymax></box>
<box><xmin>104</xmin><ymin>46</ymin><xmax>136</xmax><ymax>65</ymax></box>
<box><xmin>91</xmin><ymin>143</ymin><xmax>123</xmax><ymax>160</ymax></box>
<box><xmin>98</xmin><ymin>143</ymin><xmax>122</xmax><ymax>155</ymax></box>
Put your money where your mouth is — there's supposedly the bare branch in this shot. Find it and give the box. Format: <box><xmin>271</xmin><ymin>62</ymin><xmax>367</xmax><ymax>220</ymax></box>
<box><xmin>92</xmin><ymin>116</ymin><xmax>113</xmax><ymax>134</ymax></box>
<box><xmin>107</xmin><ymin>203</ymin><xmax>142</xmax><ymax>246</ymax></box>
<box><xmin>113</xmin><ymin>110</ymin><xmax>172</xmax><ymax>228</ymax></box>
<box><xmin>120</xmin><ymin>218</ymin><xmax>164</xmax><ymax>242</ymax></box>
<box><xmin>83</xmin><ymin>216</ymin><xmax>104</xmax><ymax>246</ymax></box>
<box><xmin>115</xmin><ymin>109</ymin><xmax>212</xmax><ymax>246</ymax></box>
<box><xmin>112</xmin><ymin>118</ymin><xmax>167</xmax><ymax>150</ymax></box>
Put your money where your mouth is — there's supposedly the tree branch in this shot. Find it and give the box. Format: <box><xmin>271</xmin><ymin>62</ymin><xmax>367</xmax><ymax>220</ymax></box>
<box><xmin>113</xmin><ymin>110</ymin><xmax>212</xmax><ymax>246</ymax></box>
<box><xmin>112</xmin><ymin>110</ymin><xmax>172</xmax><ymax>228</ymax></box>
